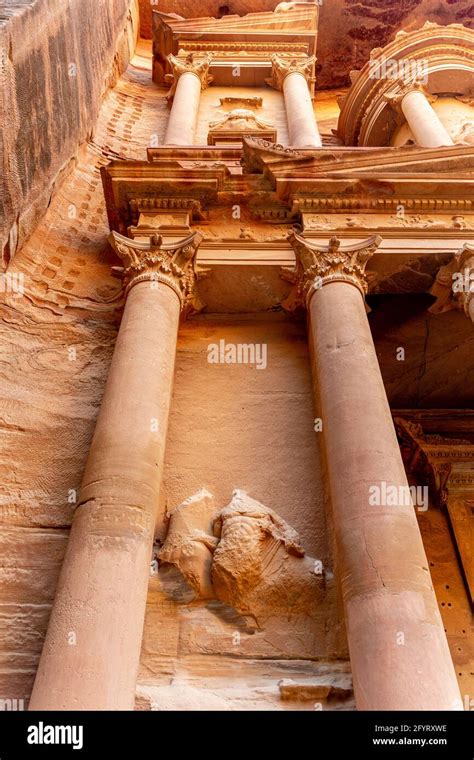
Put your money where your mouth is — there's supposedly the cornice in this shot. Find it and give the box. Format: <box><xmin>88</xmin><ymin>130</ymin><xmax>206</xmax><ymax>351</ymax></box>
<box><xmin>101</xmin><ymin>143</ymin><xmax>474</xmax><ymax>240</ymax></box>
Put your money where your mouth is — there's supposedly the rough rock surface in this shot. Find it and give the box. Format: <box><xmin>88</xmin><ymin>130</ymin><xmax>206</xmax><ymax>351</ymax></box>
<box><xmin>0</xmin><ymin>0</ymin><xmax>139</xmax><ymax>261</ymax></box>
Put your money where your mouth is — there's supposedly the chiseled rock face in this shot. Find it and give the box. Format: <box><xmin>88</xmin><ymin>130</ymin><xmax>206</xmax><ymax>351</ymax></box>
<box><xmin>0</xmin><ymin>0</ymin><xmax>138</xmax><ymax>261</ymax></box>
<box><xmin>138</xmin><ymin>0</ymin><xmax>474</xmax><ymax>87</ymax></box>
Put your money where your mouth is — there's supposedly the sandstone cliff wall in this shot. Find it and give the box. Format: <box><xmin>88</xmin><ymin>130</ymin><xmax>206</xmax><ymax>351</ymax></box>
<box><xmin>0</xmin><ymin>0</ymin><xmax>140</xmax><ymax>263</ymax></box>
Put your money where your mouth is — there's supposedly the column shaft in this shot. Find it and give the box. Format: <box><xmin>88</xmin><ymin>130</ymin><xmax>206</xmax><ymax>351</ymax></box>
<box><xmin>283</xmin><ymin>72</ymin><xmax>322</xmax><ymax>148</ymax></box>
<box><xmin>29</xmin><ymin>282</ymin><xmax>180</xmax><ymax>710</ymax></box>
<box><xmin>164</xmin><ymin>72</ymin><xmax>201</xmax><ymax>146</ymax></box>
<box><xmin>400</xmin><ymin>90</ymin><xmax>453</xmax><ymax>148</ymax></box>
<box><xmin>308</xmin><ymin>281</ymin><xmax>462</xmax><ymax>710</ymax></box>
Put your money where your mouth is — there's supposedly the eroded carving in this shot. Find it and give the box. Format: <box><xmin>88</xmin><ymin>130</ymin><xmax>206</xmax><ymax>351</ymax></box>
<box><xmin>209</xmin><ymin>109</ymin><xmax>274</xmax><ymax>133</ymax></box>
<box><xmin>158</xmin><ymin>489</ymin><xmax>325</xmax><ymax>626</ymax></box>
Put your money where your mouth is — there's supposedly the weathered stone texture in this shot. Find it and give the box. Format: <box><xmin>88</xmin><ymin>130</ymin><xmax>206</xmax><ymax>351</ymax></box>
<box><xmin>0</xmin><ymin>0</ymin><xmax>140</xmax><ymax>261</ymax></box>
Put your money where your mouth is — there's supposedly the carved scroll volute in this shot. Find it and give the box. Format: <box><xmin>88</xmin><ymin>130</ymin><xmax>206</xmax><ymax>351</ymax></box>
<box><xmin>281</xmin><ymin>232</ymin><xmax>381</xmax><ymax>310</ymax></box>
<box><xmin>109</xmin><ymin>230</ymin><xmax>209</xmax><ymax>317</ymax></box>
<box><xmin>165</xmin><ymin>53</ymin><xmax>214</xmax><ymax>101</ymax></box>
<box><xmin>265</xmin><ymin>54</ymin><xmax>316</xmax><ymax>91</ymax></box>
<box><xmin>384</xmin><ymin>76</ymin><xmax>437</xmax><ymax>113</ymax></box>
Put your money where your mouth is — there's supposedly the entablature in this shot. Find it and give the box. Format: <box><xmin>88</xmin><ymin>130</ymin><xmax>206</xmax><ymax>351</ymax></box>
<box><xmin>152</xmin><ymin>3</ymin><xmax>319</xmax><ymax>91</ymax></box>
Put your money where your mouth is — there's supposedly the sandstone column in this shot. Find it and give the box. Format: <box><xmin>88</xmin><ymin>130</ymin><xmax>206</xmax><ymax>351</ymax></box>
<box><xmin>266</xmin><ymin>55</ymin><xmax>322</xmax><ymax>148</ymax></box>
<box><xmin>29</xmin><ymin>231</ymin><xmax>205</xmax><ymax>710</ymax></box>
<box><xmin>283</xmin><ymin>233</ymin><xmax>463</xmax><ymax>711</ymax></box>
<box><xmin>386</xmin><ymin>79</ymin><xmax>453</xmax><ymax>148</ymax></box>
<box><xmin>163</xmin><ymin>53</ymin><xmax>213</xmax><ymax>146</ymax></box>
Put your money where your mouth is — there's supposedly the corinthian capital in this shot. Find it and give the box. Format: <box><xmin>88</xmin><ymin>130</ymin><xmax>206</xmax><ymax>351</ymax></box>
<box><xmin>265</xmin><ymin>55</ymin><xmax>315</xmax><ymax>91</ymax></box>
<box><xmin>281</xmin><ymin>232</ymin><xmax>381</xmax><ymax>310</ymax></box>
<box><xmin>109</xmin><ymin>230</ymin><xmax>208</xmax><ymax>315</ymax></box>
<box><xmin>384</xmin><ymin>76</ymin><xmax>436</xmax><ymax>112</ymax></box>
<box><xmin>165</xmin><ymin>53</ymin><xmax>214</xmax><ymax>100</ymax></box>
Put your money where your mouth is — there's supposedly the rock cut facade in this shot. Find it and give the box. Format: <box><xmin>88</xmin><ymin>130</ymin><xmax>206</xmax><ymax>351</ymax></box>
<box><xmin>1</xmin><ymin>0</ymin><xmax>473</xmax><ymax>713</ymax></box>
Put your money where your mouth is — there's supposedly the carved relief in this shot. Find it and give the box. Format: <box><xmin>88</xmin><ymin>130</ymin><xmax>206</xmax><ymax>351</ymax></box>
<box><xmin>208</xmin><ymin>109</ymin><xmax>276</xmax><ymax>144</ymax></box>
<box><xmin>209</xmin><ymin>110</ymin><xmax>274</xmax><ymax>133</ymax></box>
<box><xmin>429</xmin><ymin>243</ymin><xmax>474</xmax><ymax>317</ymax></box>
<box><xmin>302</xmin><ymin>213</ymin><xmax>474</xmax><ymax>232</ymax></box>
<box><xmin>158</xmin><ymin>489</ymin><xmax>324</xmax><ymax>627</ymax></box>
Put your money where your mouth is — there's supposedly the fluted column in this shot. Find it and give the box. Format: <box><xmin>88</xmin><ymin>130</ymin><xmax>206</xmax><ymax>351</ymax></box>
<box><xmin>282</xmin><ymin>233</ymin><xmax>462</xmax><ymax>711</ymax></box>
<box><xmin>29</xmin><ymin>231</ymin><xmax>205</xmax><ymax>710</ymax></box>
<box><xmin>266</xmin><ymin>55</ymin><xmax>322</xmax><ymax>148</ymax></box>
<box><xmin>163</xmin><ymin>53</ymin><xmax>213</xmax><ymax>146</ymax></box>
<box><xmin>386</xmin><ymin>79</ymin><xmax>453</xmax><ymax>148</ymax></box>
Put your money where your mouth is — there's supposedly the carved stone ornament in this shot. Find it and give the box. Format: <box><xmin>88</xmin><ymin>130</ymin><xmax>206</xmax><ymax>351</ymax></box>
<box><xmin>158</xmin><ymin>489</ymin><xmax>324</xmax><ymax>626</ymax></box>
<box><xmin>265</xmin><ymin>54</ymin><xmax>315</xmax><ymax>91</ymax></box>
<box><xmin>209</xmin><ymin>109</ymin><xmax>274</xmax><ymax>132</ymax></box>
<box><xmin>384</xmin><ymin>76</ymin><xmax>437</xmax><ymax>113</ymax></box>
<box><xmin>429</xmin><ymin>243</ymin><xmax>474</xmax><ymax>317</ymax></box>
<box><xmin>281</xmin><ymin>232</ymin><xmax>381</xmax><ymax>310</ymax></box>
<box><xmin>165</xmin><ymin>53</ymin><xmax>214</xmax><ymax>100</ymax></box>
<box><xmin>108</xmin><ymin>229</ymin><xmax>209</xmax><ymax>315</ymax></box>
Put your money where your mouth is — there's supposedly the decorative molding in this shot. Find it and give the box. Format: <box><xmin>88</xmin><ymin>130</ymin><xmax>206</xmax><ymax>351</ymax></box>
<box><xmin>183</xmin><ymin>41</ymin><xmax>309</xmax><ymax>55</ymax></box>
<box><xmin>291</xmin><ymin>196</ymin><xmax>474</xmax><ymax>213</ymax></box>
<box><xmin>108</xmin><ymin>230</ymin><xmax>209</xmax><ymax>315</ymax></box>
<box><xmin>165</xmin><ymin>53</ymin><xmax>213</xmax><ymax>100</ymax></box>
<box><xmin>219</xmin><ymin>96</ymin><xmax>263</xmax><ymax>108</ymax></box>
<box><xmin>281</xmin><ymin>233</ymin><xmax>381</xmax><ymax>309</ymax></box>
<box><xmin>129</xmin><ymin>197</ymin><xmax>205</xmax><ymax>226</ymax></box>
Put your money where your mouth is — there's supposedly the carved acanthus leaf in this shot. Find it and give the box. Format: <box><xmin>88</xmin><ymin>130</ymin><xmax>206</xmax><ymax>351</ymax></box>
<box><xmin>265</xmin><ymin>54</ymin><xmax>316</xmax><ymax>91</ymax></box>
<box><xmin>384</xmin><ymin>76</ymin><xmax>437</xmax><ymax>112</ymax></box>
<box><xmin>109</xmin><ymin>230</ymin><xmax>209</xmax><ymax>315</ymax></box>
<box><xmin>281</xmin><ymin>232</ymin><xmax>381</xmax><ymax>310</ymax></box>
<box><xmin>165</xmin><ymin>53</ymin><xmax>213</xmax><ymax>100</ymax></box>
